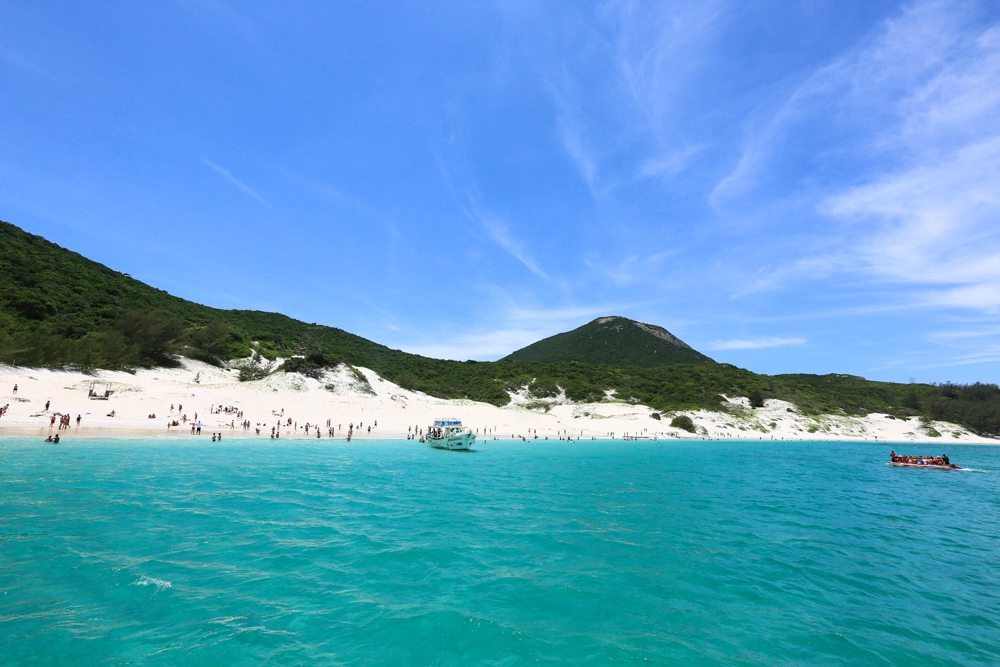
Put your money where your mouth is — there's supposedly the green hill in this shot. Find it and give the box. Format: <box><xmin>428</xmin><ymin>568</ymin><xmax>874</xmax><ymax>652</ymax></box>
<box><xmin>0</xmin><ymin>219</ymin><xmax>393</xmax><ymax>368</ymax></box>
<box><xmin>2</xmin><ymin>218</ymin><xmax>999</xmax><ymax>435</ymax></box>
<box><xmin>504</xmin><ymin>316</ymin><xmax>712</xmax><ymax>366</ymax></box>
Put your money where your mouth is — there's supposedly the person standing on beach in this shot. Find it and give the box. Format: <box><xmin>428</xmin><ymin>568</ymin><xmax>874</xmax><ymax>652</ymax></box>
<box><xmin>13</xmin><ymin>384</ymin><xmax>17</xmax><ymax>396</ymax></box>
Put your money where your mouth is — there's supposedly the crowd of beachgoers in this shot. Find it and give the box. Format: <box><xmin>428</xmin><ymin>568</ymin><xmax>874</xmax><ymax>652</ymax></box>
<box><xmin>0</xmin><ymin>360</ymin><xmax>995</xmax><ymax>444</ymax></box>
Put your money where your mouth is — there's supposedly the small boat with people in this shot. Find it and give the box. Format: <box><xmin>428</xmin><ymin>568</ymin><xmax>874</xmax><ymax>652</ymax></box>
<box><xmin>890</xmin><ymin>451</ymin><xmax>960</xmax><ymax>469</ymax></box>
<box><xmin>425</xmin><ymin>418</ymin><xmax>476</xmax><ymax>451</ymax></box>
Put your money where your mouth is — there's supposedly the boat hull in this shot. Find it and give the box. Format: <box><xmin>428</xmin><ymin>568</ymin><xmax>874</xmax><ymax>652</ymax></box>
<box><xmin>428</xmin><ymin>433</ymin><xmax>476</xmax><ymax>451</ymax></box>
<box><xmin>890</xmin><ymin>462</ymin><xmax>961</xmax><ymax>469</ymax></box>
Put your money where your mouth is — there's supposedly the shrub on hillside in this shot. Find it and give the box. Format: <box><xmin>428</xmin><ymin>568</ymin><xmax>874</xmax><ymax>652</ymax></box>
<box><xmin>282</xmin><ymin>351</ymin><xmax>341</xmax><ymax>380</ymax></box>
<box><xmin>670</xmin><ymin>415</ymin><xmax>696</xmax><ymax>433</ymax></box>
<box><xmin>236</xmin><ymin>352</ymin><xmax>273</xmax><ymax>381</ymax></box>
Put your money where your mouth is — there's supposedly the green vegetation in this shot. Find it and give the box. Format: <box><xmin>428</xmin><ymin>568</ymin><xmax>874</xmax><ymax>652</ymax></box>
<box><xmin>280</xmin><ymin>352</ymin><xmax>342</xmax><ymax>380</ymax></box>
<box><xmin>924</xmin><ymin>383</ymin><xmax>1000</xmax><ymax>436</ymax></box>
<box><xmin>504</xmin><ymin>316</ymin><xmax>712</xmax><ymax>366</ymax></box>
<box><xmin>235</xmin><ymin>352</ymin><xmax>274</xmax><ymax>382</ymax></box>
<box><xmin>3</xmin><ymin>219</ymin><xmax>1000</xmax><ymax>436</ymax></box>
<box><xmin>670</xmin><ymin>415</ymin><xmax>696</xmax><ymax>433</ymax></box>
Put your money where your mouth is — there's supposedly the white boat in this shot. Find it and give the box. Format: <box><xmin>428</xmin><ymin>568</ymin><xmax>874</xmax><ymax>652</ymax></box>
<box><xmin>426</xmin><ymin>418</ymin><xmax>476</xmax><ymax>450</ymax></box>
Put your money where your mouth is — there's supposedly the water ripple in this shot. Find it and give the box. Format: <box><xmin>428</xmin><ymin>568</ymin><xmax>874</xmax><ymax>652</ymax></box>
<box><xmin>1</xmin><ymin>437</ymin><xmax>999</xmax><ymax>665</ymax></box>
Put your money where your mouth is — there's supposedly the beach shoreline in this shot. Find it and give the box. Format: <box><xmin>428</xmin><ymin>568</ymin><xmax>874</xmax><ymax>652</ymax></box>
<box><xmin>2</xmin><ymin>360</ymin><xmax>995</xmax><ymax>445</ymax></box>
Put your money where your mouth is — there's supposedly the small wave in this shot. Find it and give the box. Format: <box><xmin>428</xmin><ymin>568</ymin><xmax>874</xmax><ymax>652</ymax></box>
<box><xmin>132</xmin><ymin>575</ymin><xmax>172</xmax><ymax>592</ymax></box>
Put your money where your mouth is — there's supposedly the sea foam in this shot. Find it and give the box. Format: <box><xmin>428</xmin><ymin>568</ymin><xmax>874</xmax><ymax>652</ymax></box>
<box><xmin>132</xmin><ymin>575</ymin><xmax>172</xmax><ymax>592</ymax></box>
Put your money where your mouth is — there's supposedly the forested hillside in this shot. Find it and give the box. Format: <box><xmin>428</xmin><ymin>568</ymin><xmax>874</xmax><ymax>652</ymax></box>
<box><xmin>504</xmin><ymin>316</ymin><xmax>712</xmax><ymax>366</ymax></box>
<box><xmin>2</xmin><ymin>219</ymin><xmax>999</xmax><ymax>435</ymax></box>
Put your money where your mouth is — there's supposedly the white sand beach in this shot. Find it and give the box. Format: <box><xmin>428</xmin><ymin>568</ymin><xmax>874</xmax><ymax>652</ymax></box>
<box><xmin>0</xmin><ymin>360</ymin><xmax>994</xmax><ymax>444</ymax></box>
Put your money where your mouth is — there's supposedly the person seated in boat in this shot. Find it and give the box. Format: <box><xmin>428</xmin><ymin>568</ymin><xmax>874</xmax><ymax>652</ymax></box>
<box><xmin>942</xmin><ymin>454</ymin><xmax>950</xmax><ymax>465</ymax></box>
<box><xmin>890</xmin><ymin>451</ymin><xmax>898</xmax><ymax>462</ymax></box>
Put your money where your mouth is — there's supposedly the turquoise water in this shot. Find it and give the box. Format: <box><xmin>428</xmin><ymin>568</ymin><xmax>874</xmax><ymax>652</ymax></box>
<box><xmin>1</xmin><ymin>438</ymin><xmax>998</xmax><ymax>665</ymax></box>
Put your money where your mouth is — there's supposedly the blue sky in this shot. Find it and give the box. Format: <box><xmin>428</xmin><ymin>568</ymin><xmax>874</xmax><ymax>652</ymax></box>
<box><xmin>2</xmin><ymin>1</ymin><xmax>1000</xmax><ymax>383</ymax></box>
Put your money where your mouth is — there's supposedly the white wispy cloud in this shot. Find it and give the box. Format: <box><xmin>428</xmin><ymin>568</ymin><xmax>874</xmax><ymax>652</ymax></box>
<box><xmin>436</xmin><ymin>139</ymin><xmax>549</xmax><ymax>281</ymax></box>
<box><xmin>507</xmin><ymin>303</ymin><xmax>624</xmax><ymax>323</ymax></box>
<box><xmin>819</xmin><ymin>7</ymin><xmax>1000</xmax><ymax>310</ymax></box>
<box><xmin>546</xmin><ymin>69</ymin><xmax>601</xmax><ymax>193</ymax></box>
<box><xmin>545</xmin><ymin>1</ymin><xmax>721</xmax><ymax>195</ymax></box>
<box><xmin>582</xmin><ymin>250</ymin><xmax>676</xmax><ymax>288</ymax></box>
<box><xmin>637</xmin><ymin>146</ymin><xmax>704</xmax><ymax>180</ymax></box>
<box><xmin>928</xmin><ymin>325</ymin><xmax>1000</xmax><ymax>342</ymax></box>
<box><xmin>711</xmin><ymin>1</ymin><xmax>1000</xmax><ymax>315</ymax></box>
<box><xmin>824</xmin><ymin>136</ymin><xmax>1000</xmax><ymax>289</ymax></box>
<box><xmin>398</xmin><ymin>295</ymin><xmax>645</xmax><ymax>361</ymax></box>
<box><xmin>916</xmin><ymin>346</ymin><xmax>1000</xmax><ymax>368</ymax></box>
<box><xmin>202</xmin><ymin>157</ymin><xmax>271</xmax><ymax>207</ymax></box>
<box><xmin>558</xmin><ymin>118</ymin><xmax>599</xmax><ymax>192</ymax></box>
<box><xmin>400</xmin><ymin>328</ymin><xmax>551</xmax><ymax>361</ymax></box>
<box><xmin>612</xmin><ymin>0</ymin><xmax>723</xmax><ymax>136</ymax></box>
<box><xmin>708</xmin><ymin>337</ymin><xmax>806</xmax><ymax>350</ymax></box>
<box><xmin>479</xmin><ymin>215</ymin><xmax>549</xmax><ymax>280</ymax></box>
<box><xmin>711</xmin><ymin>0</ymin><xmax>974</xmax><ymax>204</ymax></box>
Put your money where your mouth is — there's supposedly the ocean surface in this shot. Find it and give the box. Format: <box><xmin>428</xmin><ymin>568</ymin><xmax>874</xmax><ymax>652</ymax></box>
<box><xmin>1</xmin><ymin>437</ymin><xmax>998</xmax><ymax>666</ymax></box>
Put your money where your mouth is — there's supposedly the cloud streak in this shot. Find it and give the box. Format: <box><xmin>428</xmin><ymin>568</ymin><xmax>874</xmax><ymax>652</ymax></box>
<box><xmin>202</xmin><ymin>157</ymin><xmax>271</xmax><ymax>207</ymax></box>
<box><xmin>436</xmin><ymin>136</ymin><xmax>549</xmax><ymax>281</ymax></box>
<box><xmin>708</xmin><ymin>337</ymin><xmax>806</xmax><ymax>351</ymax></box>
<box><xmin>819</xmin><ymin>7</ymin><xmax>1000</xmax><ymax>310</ymax></box>
<box><xmin>400</xmin><ymin>328</ymin><xmax>549</xmax><ymax>361</ymax></box>
<box><xmin>709</xmin><ymin>1</ymin><xmax>1000</xmax><ymax>318</ymax></box>
<box><xmin>479</xmin><ymin>216</ymin><xmax>549</xmax><ymax>280</ymax></box>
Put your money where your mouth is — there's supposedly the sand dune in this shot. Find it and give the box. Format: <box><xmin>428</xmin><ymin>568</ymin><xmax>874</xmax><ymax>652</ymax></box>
<box><xmin>0</xmin><ymin>360</ymin><xmax>994</xmax><ymax>445</ymax></box>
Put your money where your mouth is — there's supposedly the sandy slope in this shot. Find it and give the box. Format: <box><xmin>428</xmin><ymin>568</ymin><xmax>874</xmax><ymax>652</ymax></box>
<box><xmin>0</xmin><ymin>360</ymin><xmax>994</xmax><ymax>445</ymax></box>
